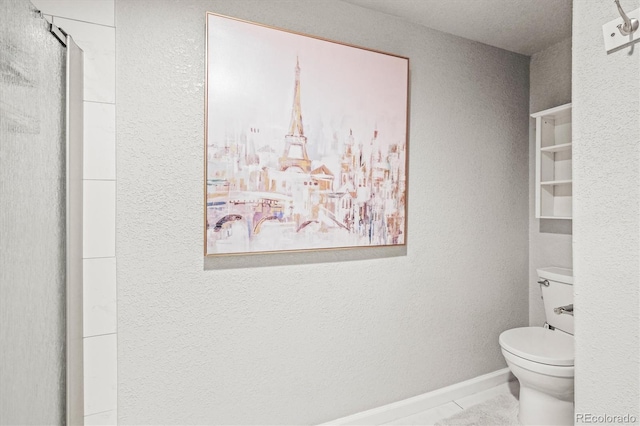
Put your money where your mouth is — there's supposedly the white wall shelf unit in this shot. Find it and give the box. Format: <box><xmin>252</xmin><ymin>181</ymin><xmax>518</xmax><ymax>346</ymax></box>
<box><xmin>532</xmin><ymin>103</ymin><xmax>572</xmax><ymax>219</ymax></box>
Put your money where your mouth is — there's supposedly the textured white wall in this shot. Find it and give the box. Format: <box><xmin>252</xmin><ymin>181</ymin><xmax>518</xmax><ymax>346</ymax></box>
<box><xmin>573</xmin><ymin>0</ymin><xmax>640</xmax><ymax>418</ymax></box>
<box><xmin>116</xmin><ymin>0</ymin><xmax>530</xmax><ymax>423</ymax></box>
<box><xmin>528</xmin><ymin>38</ymin><xmax>573</xmax><ymax>327</ymax></box>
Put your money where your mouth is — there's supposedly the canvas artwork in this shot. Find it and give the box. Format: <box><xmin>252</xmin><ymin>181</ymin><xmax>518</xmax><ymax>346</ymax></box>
<box><xmin>205</xmin><ymin>13</ymin><xmax>409</xmax><ymax>256</ymax></box>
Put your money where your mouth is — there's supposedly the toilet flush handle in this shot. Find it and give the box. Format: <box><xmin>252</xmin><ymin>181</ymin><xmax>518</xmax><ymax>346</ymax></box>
<box><xmin>554</xmin><ymin>304</ymin><xmax>574</xmax><ymax>316</ymax></box>
<box><xmin>538</xmin><ymin>279</ymin><xmax>549</xmax><ymax>286</ymax></box>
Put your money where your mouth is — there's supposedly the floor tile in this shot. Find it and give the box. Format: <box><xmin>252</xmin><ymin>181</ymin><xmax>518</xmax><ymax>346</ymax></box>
<box><xmin>453</xmin><ymin>381</ymin><xmax>519</xmax><ymax>409</ymax></box>
<box><xmin>384</xmin><ymin>402</ymin><xmax>463</xmax><ymax>426</ymax></box>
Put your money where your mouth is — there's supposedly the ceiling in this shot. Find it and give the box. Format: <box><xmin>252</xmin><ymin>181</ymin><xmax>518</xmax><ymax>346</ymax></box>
<box><xmin>342</xmin><ymin>0</ymin><xmax>572</xmax><ymax>56</ymax></box>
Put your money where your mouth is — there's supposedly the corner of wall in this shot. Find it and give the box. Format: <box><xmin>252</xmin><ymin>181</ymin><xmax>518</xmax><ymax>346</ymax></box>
<box><xmin>528</xmin><ymin>36</ymin><xmax>573</xmax><ymax>327</ymax></box>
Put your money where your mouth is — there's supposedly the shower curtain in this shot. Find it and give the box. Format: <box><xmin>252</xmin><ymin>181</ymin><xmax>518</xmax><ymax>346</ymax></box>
<box><xmin>0</xmin><ymin>0</ymin><xmax>83</xmax><ymax>423</ymax></box>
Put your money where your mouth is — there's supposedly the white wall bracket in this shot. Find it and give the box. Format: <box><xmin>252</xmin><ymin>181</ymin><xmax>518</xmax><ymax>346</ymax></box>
<box><xmin>603</xmin><ymin>7</ymin><xmax>640</xmax><ymax>53</ymax></box>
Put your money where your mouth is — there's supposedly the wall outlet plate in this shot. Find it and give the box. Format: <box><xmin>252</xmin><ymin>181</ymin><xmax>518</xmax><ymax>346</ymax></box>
<box><xmin>603</xmin><ymin>8</ymin><xmax>640</xmax><ymax>53</ymax></box>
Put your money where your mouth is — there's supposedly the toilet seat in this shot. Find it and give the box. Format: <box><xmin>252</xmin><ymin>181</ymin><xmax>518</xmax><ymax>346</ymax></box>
<box><xmin>499</xmin><ymin>327</ymin><xmax>574</xmax><ymax>366</ymax></box>
<box><xmin>501</xmin><ymin>347</ymin><xmax>574</xmax><ymax>378</ymax></box>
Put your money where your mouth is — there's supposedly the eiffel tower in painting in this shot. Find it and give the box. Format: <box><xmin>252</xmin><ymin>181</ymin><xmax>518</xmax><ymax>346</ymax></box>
<box><xmin>279</xmin><ymin>57</ymin><xmax>312</xmax><ymax>173</ymax></box>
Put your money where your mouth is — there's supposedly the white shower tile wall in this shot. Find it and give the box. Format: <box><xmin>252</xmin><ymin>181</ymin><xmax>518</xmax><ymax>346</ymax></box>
<box><xmin>30</xmin><ymin>0</ymin><xmax>117</xmax><ymax>422</ymax></box>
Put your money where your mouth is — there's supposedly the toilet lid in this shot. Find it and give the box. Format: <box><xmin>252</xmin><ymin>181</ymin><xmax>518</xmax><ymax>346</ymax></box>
<box><xmin>499</xmin><ymin>327</ymin><xmax>574</xmax><ymax>366</ymax></box>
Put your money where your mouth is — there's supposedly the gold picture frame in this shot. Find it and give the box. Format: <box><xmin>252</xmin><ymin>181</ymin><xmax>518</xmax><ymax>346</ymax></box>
<box><xmin>205</xmin><ymin>12</ymin><xmax>409</xmax><ymax>256</ymax></box>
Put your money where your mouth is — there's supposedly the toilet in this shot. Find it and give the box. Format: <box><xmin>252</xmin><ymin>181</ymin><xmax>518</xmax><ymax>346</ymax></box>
<box><xmin>499</xmin><ymin>267</ymin><xmax>574</xmax><ymax>426</ymax></box>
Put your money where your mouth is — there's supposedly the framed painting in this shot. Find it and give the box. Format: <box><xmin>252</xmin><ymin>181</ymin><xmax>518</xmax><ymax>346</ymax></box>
<box><xmin>205</xmin><ymin>12</ymin><xmax>409</xmax><ymax>256</ymax></box>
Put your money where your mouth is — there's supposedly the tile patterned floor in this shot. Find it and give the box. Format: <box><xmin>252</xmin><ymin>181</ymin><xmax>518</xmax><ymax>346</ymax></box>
<box><xmin>382</xmin><ymin>381</ymin><xmax>520</xmax><ymax>425</ymax></box>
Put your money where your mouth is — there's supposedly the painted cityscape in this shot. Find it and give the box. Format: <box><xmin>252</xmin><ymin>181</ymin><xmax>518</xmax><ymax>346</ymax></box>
<box><xmin>205</xmin><ymin>13</ymin><xmax>409</xmax><ymax>255</ymax></box>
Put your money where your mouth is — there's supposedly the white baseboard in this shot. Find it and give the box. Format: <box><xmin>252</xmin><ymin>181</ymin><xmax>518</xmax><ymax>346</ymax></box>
<box><xmin>321</xmin><ymin>368</ymin><xmax>515</xmax><ymax>425</ymax></box>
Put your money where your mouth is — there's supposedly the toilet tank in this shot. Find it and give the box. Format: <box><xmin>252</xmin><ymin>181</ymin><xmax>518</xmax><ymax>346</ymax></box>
<box><xmin>537</xmin><ymin>267</ymin><xmax>574</xmax><ymax>335</ymax></box>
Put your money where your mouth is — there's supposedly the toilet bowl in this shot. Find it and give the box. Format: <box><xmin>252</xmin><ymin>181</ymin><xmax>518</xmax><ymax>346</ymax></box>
<box><xmin>500</xmin><ymin>327</ymin><xmax>574</xmax><ymax>425</ymax></box>
<box><xmin>499</xmin><ymin>267</ymin><xmax>574</xmax><ymax>426</ymax></box>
